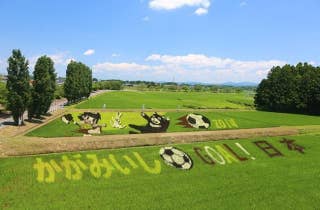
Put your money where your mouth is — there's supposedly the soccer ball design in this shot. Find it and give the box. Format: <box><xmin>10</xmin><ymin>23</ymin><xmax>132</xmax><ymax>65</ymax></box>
<box><xmin>159</xmin><ymin>147</ymin><xmax>193</xmax><ymax>170</ymax></box>
<box><xmin>177</xmin><ymin>113</ymin><xmax>211</xmax><ymax>129</ymax></box>
<box><xmin>186</xmin><ymin>113</ymin><xmax>211</xmax><ymax>129</ymax></box>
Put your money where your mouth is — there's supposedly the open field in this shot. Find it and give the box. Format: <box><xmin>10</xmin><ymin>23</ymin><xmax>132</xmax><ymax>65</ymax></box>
<box><xmin>75</xmin><ymin>91</ymin><xmax>254</xmax><ymax>109</ymax></box>
<box><xmin>26</xmin><ymin>110</ymin><xmax>320</xmax><ymax>138</ymax></box>
<box><xmin>1</xmin><ymin>134</ymin><xmax>319</xmax><ymax>209</ymax></box>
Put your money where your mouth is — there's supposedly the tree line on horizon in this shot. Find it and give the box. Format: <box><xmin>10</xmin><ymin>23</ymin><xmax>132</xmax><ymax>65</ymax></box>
<box><xmin>255</xmin><ymin>63</ymin><xmax>320</xmax><ymax>115</ymax></box>
<box><xmin>91</xmin><ymin>80</ymin><xmax>256</xmax><ymax>93</ymax></box>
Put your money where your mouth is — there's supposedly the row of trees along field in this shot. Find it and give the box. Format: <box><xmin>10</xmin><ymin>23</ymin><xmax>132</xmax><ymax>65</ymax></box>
<box><xmin>4</xmin><ymin>50</ymin><xmax>92</xmax><ymax>125</ymax></box>
<box><xmin>91</xmin><ymin>80</ymin><xmax>256</xmax><ymax>93</ymax></box>
<box><xmin>255</xmin><ymin>63</ymin><xmax>320</xmax><ymax>115</ymax></box>
<box><xmin>92</xmin><ymin>80</ymin><xmax>122</xmax><ymax>91</ymax></box>
<box><xmin>5</xmin><ymin>50</ymin><xmax>57</xmax><ymax>125</ymax></box>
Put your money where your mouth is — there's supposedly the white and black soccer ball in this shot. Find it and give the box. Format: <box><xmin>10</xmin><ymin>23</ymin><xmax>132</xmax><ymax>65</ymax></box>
<box><xmin>186</xmin><ymin>113</ymin><xmax>211</xmax><ymax>129</ymax></box>
<box><xmin>159</xmin><ymin>147</ymin><xmax>193</xmax><ymax>170</ymax></box>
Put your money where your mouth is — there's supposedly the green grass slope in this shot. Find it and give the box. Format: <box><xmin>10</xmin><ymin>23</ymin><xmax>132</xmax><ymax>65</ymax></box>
<box><xmin>1</xmin><ymin>135</ymin><xmax>319</xmax><ymax>209</ymax></box>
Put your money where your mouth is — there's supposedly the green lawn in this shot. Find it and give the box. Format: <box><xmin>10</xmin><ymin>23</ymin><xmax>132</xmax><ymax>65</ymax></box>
<box><xmin>1</xmin><ymin>135</ymin><xmax>319</xmax><ymax>209</ymax></box>
<box><xmin>26</xmin><ymin>111</ymin><xmax>320</xmax><ymax>137</ymax></box>
<box><xmin>75</xmin><ymin>91</ymin><xmax>254</xmax><ymax>109</ymax></box>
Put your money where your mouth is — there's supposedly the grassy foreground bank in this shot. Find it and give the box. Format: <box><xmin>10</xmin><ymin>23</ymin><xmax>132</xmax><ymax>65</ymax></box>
<box><xmin>1</xmin><ymin>135</ymin><xmax>319</xmax><ymax>209</ymax></box>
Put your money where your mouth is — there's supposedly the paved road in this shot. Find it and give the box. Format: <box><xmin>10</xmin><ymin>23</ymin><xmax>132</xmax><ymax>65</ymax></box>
<box><xmin>0</xmin><ymin>90</ymin><xmax>109</xmax><ymax>129</ymax></box>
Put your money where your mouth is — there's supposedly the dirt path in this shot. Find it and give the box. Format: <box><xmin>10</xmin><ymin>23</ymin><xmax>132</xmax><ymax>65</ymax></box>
<box><xmin>0</xmin><ymin>126</ymin><xmax>302</xmax><ymax>157</ymax></box>
<box><xmin>0</xmin><ymin>110</ymin><xmax>66</xmax><ymax>138</ymax></box>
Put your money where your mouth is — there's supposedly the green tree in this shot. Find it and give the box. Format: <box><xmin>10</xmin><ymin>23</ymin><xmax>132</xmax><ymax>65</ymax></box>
<box><xmin>64</xmin><ymin>61</ymin><xmax>92</xmax><ymax>102</ymax></box>
<box><xmin>193</xmin><ymin>85</ymin><xmax>203</xmax><ymax>92</ymax></box>
<box><xmin>180</xmin><ymin>85</ymin><xmax>190</xmax><ymax>92</ymax></box>
<box><xmin>297</xmin><ymin>63</ymin><xmax>320</xmax><ymax>114</ymax></box>
<box><xmin>109</xmin><ymin>81</ymin><xmax>123</xmax><ymax>90</ymax></box>
<box><xmin>64</xmin><ymin>61</ymin><xmax>80</xmax><ymax>102</ymax></box>
<box><xmin>6</xmin><ymin>49</ymin><xmax>31</xmax><ymax>125</ymax></box>
<box><xmin>28</xmin><ymin>56</ymin><xmax>56</xmax><ymax>119</ymax></box>
<box><xmin>255</xmin><ymin>63</ymin><xmax>320</xmax><ymax>115</ymax></box>
<box><xmin>254</xmin><ymin>79</ymin><xmax>272</xmax><ymax>110</ymax></box>
<box><xmin>47</xmin><ymin>57</ymin><xmax>57</xmax><ymax>110</ymax></box>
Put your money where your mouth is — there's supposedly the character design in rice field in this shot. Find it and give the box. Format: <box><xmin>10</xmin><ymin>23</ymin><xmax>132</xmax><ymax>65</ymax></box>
<box><xmin>75</xmin><ymin>112</ymin><xmax>105</xmax><ymax>135</ymax></box>
<box><xmin>129</xmin><ymin>112</ymin><xmax>170</xmax><ymax>134</ymax></box>
<box><xmin>111</xmin><ymin>112</ymin><xmax>126</xmax><ymax>129</ymax></box>
<box><xmin>61</xmin><ymin>114</ymin><xmax>74</xmax><ymax>124</ymax></box>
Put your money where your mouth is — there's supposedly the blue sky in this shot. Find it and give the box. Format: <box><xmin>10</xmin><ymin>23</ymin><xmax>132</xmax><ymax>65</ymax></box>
<box><xmin>0</xmin><ymin>0</ymin><xmax>319</xmax><ymax>83</ymax></box>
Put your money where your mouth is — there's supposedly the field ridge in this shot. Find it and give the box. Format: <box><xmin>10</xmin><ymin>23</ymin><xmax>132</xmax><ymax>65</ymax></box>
<box><xmin>0</xmin><ymin>126</ymin><xmax>302</xmax><ymax>157</ymax></box>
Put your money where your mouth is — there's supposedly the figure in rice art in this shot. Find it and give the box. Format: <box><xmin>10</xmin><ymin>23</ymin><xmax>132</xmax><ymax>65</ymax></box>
<box><xmin>61</xmin><ymin>113</ymin><xmax>102</xmax><ymax>134</ymax></box>
<box><xmin>110</xmin><ymin>112</ymin><xmax>126</xmax><ymax>129</ymax></box>
<box><xmin>78</xmin><ymin>112</ymin><xmax>101</xmax><ymax>125</ymax></box>
<box><xmin>75</xmin><ymin>112</ymin><xmax>105</xmax><ymax>135</ymax></box>
<box><xmin>129</xmin><ymin>112</ymin><xmax>170</xmax><ymax>134</ymax></box>
<box><xmin>61</xmin><ymin>114</ymin><xmax>74</xmax><ymax>124</ymax></box>
<box><xmin>177</xmin><ymin>113</ymin><xmax>211</xmax><ymax>129</ymax></box>
<box><xmin>159</xmin><ymin>146</ymin><xmax>193</xmax><ymax>170</ymax></box>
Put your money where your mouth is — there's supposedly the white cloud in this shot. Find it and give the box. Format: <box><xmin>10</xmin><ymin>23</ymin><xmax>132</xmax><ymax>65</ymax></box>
<box><xmin>1</xmin><ymin>52</ymin><xmax>75</xmax><ymax>76</ymax></box>
<box><xmin>50</xmin><ymin>53</ymin><xmax>75</xmax><ymax>65</ymax></box>
<box><xmin>29</xmin><ymin>52</ymin><xmax>75</xmax><ymax>70</ymax></box>
<box><xmin>146</xmin><ymin>54</ymin><xmax>234</xmax><ymax>68</ymax></box>
<box><xmin>194</xmin><ymin>8</ymin><xmax>208</xmax><ymax>15</ymax></box>
<box><xmin>146</xmin><ymin>54</ymin><xmax>285</xmax><ymax>70</ymax></box>
<box><xmin>93</xmin><ymin>54</ymin><xmax>286</xmax><ymax>83</ymax></box>
<box><xmin>83</xmin><ymin>49</ymin><xmax>95</xmax><ymax>56</ymax></box>
<box><xmin>149</xmin><ymin>0</ymin><xmax>210</xmax><ymax>15</ymax></box>
<box><xmin>149</xmin><ymin>0</ymin><xmax>210</xmax><ymax>10</ymax></box>
<box><xmin>93</xmin><ymin>62</ymin><xmax>150</xmax><ymax>72</ymax></box>
<box><xmin>147</xmin><ymin>54</ymin><xmax>286</xmax><ymax>82</ymax></box>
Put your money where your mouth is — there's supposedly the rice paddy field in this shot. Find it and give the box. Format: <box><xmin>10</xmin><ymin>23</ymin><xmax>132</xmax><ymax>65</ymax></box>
<box><xmin>3</xmin><ymin>90</ymin><xmax>320</xmax><ymax>210</ymax></box>
<box><xmin>1</xmin><ymin>135</ymin><xmax>319</xmax><ymax>210</ymax></box>
<box><xmin>75</xmin><ymin>91</ymin><xmax>254</xmax><ymax>109</ymax></box>
<box><xmin>26</xmin><ymin>110</ymin><xmax>320</xmax><ymax>137</ymax></box>
<box><xmin>4</xmin><ymin>91</ymin><xmax>320</xmax><ymax>210</ymax></box>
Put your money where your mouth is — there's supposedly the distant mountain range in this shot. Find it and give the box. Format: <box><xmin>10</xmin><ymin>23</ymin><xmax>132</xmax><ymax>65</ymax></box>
<box><xmin>220</xmin><ymin>82</ymin><xmax>258</xmax><ymax>87</ymax></box>
<box><xmin>178</xmin><ymin>81</ymin><xmax>258</xmax><ymax>87</ymax></box>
